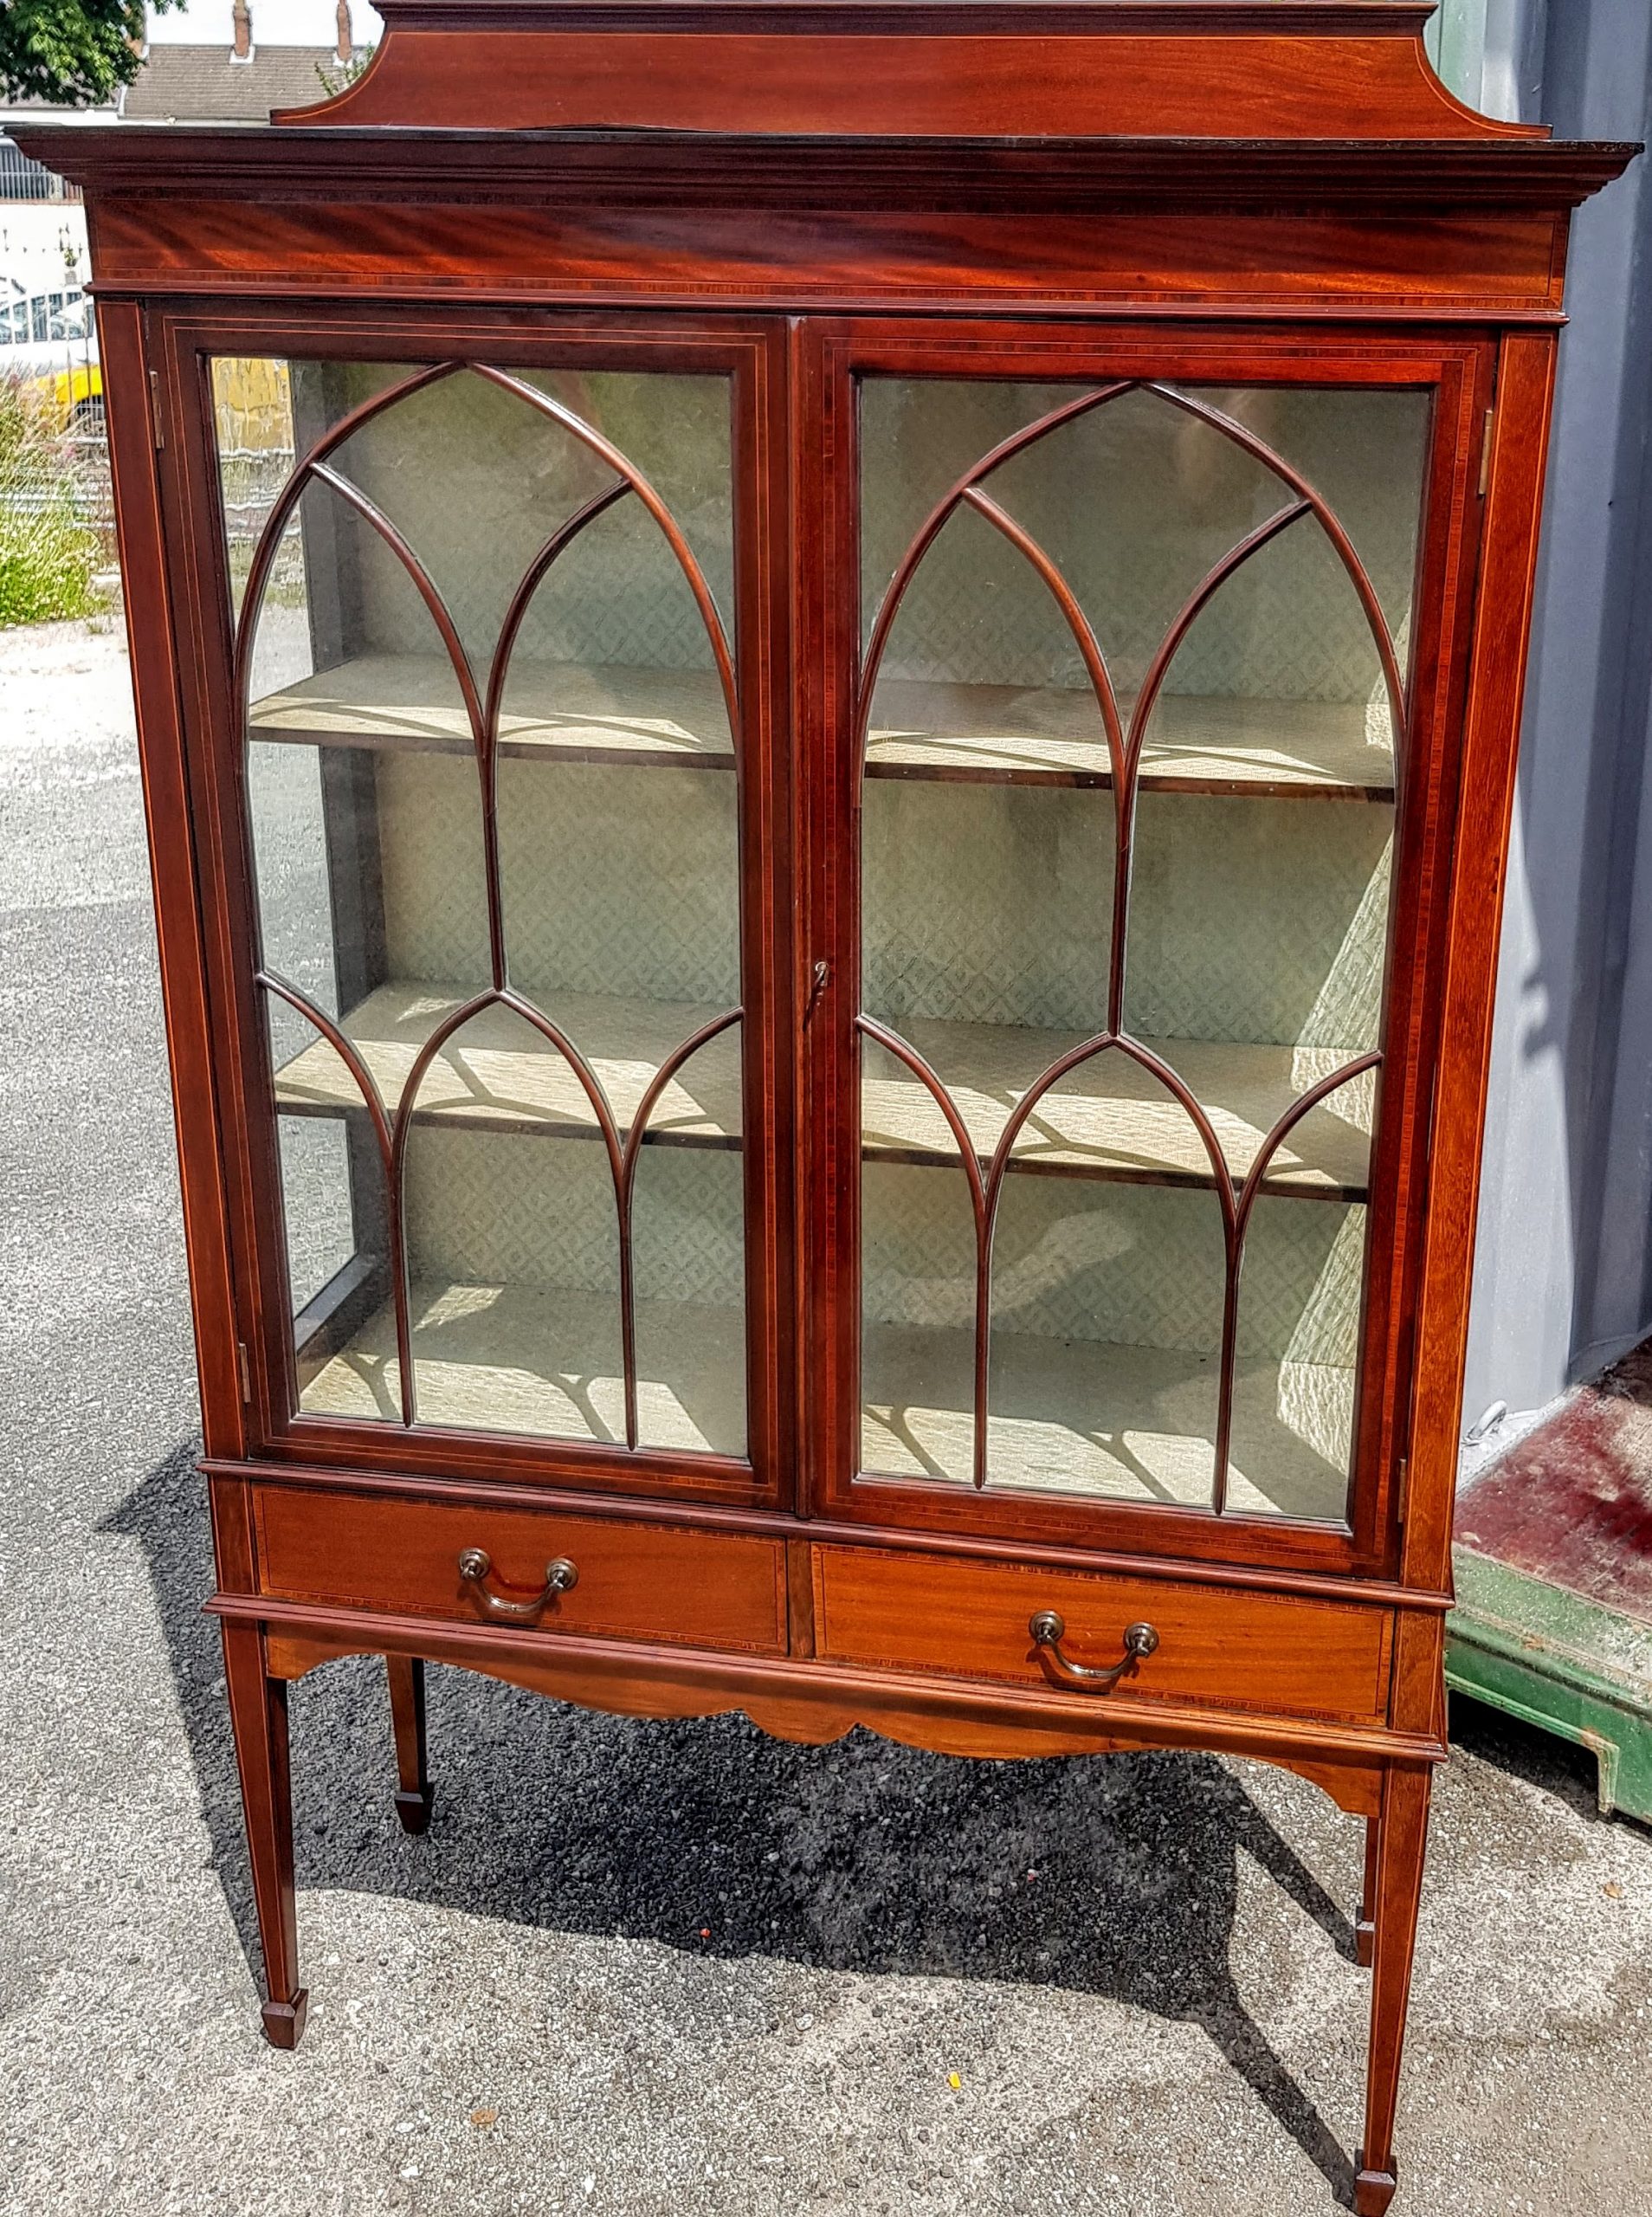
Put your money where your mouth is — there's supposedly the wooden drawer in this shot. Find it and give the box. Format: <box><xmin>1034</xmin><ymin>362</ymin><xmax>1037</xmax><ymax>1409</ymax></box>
<box><xmin>813</xmin><ymin>1545</ymin><xmax>1391</xmax><ymax>1723</ymax></box>
<box><xmin>254</xmin><ymin>1488</ymin><xmax>789</xmax><ymax>1657</ymax></box>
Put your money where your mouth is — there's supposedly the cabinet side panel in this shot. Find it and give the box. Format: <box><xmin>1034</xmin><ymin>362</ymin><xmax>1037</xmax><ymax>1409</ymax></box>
<box><xmin>99</xmin><ymin>300</ymin><xmax>245</xmax><ymax>1462</ymax></box>
<box><xmin>1404</xmin><ymin>330</ymin><xmax>1559</xmax><ymax>1593</ymax></box>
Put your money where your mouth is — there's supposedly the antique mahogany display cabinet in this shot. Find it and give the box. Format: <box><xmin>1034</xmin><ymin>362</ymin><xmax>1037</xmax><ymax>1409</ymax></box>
<box><xmin>21</xmin><ymin>5</ymin><xmax>1635</xmax><ymax>2207</ymax></box>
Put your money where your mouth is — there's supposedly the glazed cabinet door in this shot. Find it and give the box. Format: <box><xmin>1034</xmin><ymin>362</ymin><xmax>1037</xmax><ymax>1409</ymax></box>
<box><xmin>167</xmin><ymin>313</ymin><xmax>791</xmax><ymax>1505</ymax></box>
<box><xmin>803</xmin><ymin>322</ymin><xmax>1491</xmax><ymax>1573</ymax></box>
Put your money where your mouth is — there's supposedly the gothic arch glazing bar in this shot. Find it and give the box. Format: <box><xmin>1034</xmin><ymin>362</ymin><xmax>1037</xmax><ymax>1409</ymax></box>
<box><xmin>226</xmin><ymin>347</ymin><xmax>750</xmax><ymax>1458</ymax></box>
<box><xmin>855</xmin><ymin>362</ymin><xmax>1422</xmax><ymax>1523</ymax></box>
<box><xmin>856</xmin><ymin>378</ymin><xmax>1139</xmax><ymax>765</ymax></box>
<box><xmin>1142</xmin><ymin>382</ymin><xmax>1410</xmax><ymax>769</ymax></box>
<box><xmin>468</xmin><ymin>364</ymin><xmax>739</xmax><ymax>736</ymax></box>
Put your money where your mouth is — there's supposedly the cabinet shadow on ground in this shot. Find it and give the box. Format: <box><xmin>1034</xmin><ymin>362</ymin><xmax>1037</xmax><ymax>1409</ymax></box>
<box><xmin>111</xmin><ymin>1442</ymin><xmax>1391</xmax><ymax>2204</ymax></box>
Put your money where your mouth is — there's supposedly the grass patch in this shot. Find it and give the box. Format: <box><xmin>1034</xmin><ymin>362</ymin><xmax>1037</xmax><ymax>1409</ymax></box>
<box><xmin>0</xmin><ymin>382</ymin><xmax>105</xmax><ymax>627</ymax></box>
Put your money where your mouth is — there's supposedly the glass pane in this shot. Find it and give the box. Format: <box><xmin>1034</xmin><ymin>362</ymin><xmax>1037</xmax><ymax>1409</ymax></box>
<box><xmin>214</xmin><ymin>357</ymin><xmax>300</xmax><ymax>629</ymax></box>
<box><xmin>397</xmin><ymin>1016</ymin><xmax>626</xmax><ymax>1440</ymax></box>
<box><xmin>216</xmin><ymin>355</ymin><xmax>745</xmax><ymax>1453</ymax></box>
<box><xmin>262</xmin><ymin>997</ymin><xmax>395</xmax><ymax>1415</ymax></box>
<box><xmin>630</xmin><ymin>1056</ymin><xmax>747</xmax><ymax>1458</ymax></box>
<box><xmin>278</xmin><ymin>1117</ymin><xmax>356</xmax><ymax>1314</ymax></box>
<box><xmin>1230</xmin><ymin>1193</ymin><xmax>1367</xmax><ymax>1523</ymax></box>
<box><xmin>987</xmin><ymin>1071</ymin><xmax>1227</xmax><ymax>1506</ymax></box>
<box><xmin>858</xmin><ymin>372</ymin><xmax>1429</xmax><ymax>1527</ymax></box>
<box><xmin>861</xmin><ymin>1089</ymin><xmax>979</xmax><ymax>1486</ymax></box>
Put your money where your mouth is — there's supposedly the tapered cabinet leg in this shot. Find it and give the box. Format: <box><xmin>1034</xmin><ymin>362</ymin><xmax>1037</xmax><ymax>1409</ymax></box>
<box><xmin>387</xmin><ymin>1654</ymin><xmax>434</xmax><ymax>1835</ymax></box>
<box><xmin>1355</xmin><ymin>1764</ymin><xmax>1432</xmax><ymax>2217</ymax></box>
<box><xmin>221</xmin><ymin>1621</ymin><xmax>307</xmax><ymax>2048</ymax></box>
<box><xmin>1356</xmin><ymin>1812</ymin><xmax>1379</xmax><ymax>1968</ymax></box>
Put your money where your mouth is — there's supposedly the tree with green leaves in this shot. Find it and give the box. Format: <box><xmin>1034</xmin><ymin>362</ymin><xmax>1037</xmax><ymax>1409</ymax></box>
<box><xmin>1</xmin><ymin>0</ymin><xmax>184</xmax><ymax>107</ymax></box>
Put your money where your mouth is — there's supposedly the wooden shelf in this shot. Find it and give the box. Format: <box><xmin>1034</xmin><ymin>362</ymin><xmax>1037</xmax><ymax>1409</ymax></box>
<box><xmin>867</xmin><ymin>678</ymin><xmax>1394</xmax><ymax>798</ymax></box>
<box><xmin>248</xmin><ymin>654</ymin><xmax>1394</xmax><ymax>800</ymax></box>
<box><xmin>300</xmin><ymin>1277</ymin><xmax>745</xmax><ymax>1456</ymax></box>
<box><xmin>298</xmin><ymin>1283</ymin><xmax>1347</xmax><ymax>1519</ymax></box>
<box><xmin>866</xmin><ymin>1015</ymin><xmax>1371</xmax><ymax>1196</ymax></box>
<box><xmin>276</xmin><ymin>982</ymin><xmax>1371</xmax><ymax>1197</ymax></box>
<box><xmin>250</xmin><ymin>653</ymin><xmax>734</xmax><ymax>768</ymax></box>
<box><xmin>862</xmin><ymin>1322</ymin><xmax>1352</xmax><ymax>1524</ymax></box>
<box><xmin>274</xmin><ymin>981</ymin><xmax>742</xmax><ymax>1146</ymax></box>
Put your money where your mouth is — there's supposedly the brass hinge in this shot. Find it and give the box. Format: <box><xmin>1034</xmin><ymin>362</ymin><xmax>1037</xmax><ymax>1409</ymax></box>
<box><xmin>1396</xmin><ymin>1454</ymin><xmax>1409</xmax><ymax>1528</ymax></box>
<box><xmin>149</xmin><ymin>369</ymin><xmax>165</xmax><ymax>449</ymax></box>
<box><xmin>236</xmin><ymin>1341</ymin><xmax>251</xmax><ymax>1403</ymax></box>
<box><xmin>1477</xmin><ymin>407</ymin><xmax>1495</xmax><ymax>497</ymax></box>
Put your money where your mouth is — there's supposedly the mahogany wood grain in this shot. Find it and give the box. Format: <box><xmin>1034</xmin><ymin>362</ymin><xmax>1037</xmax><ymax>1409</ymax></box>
<box><xmin>97</xmin><ymin>302</ymin><xmax>246</xmax><ymax>1461</ymax></box>
<box><xmin>41</xmin><ymin>129</ymin><xmax>1629</xmax><ymax>211</ymax></box>
<box><xmin>785</xmin><ymin>1537</ymin><xmax>816</xmax><ymax>1655</ymax></box>
<box><xmin>1403</xmin><ymin>332</ymin><xmax>1560</xmax><ymax>1603</ymax></box>
<box><xmin>265</xmin><ymin>2</ymin><xmax>1531</xmax><ymax>144</ymax></box>
<box><xmin>221</xmin><ymin>1622</ymin><xmax>306</xmax><ymax>2046</ymax></box>
<box><xmin>204</xmin><ymin>1454</ymin><xmax>1455</xmax><ymax>1614</ymax></box>
<box><xmin>811</xmin><ymin>1545</ymin><xmax>1393</xmax><ymax>1723</ymax></box>
<box><xmin>1357</xmin><ymin>1810</ymin><xmax>1381</xmax><ymax>1968</ymax></box>
<box><xmin>207</xmin><ymin>1470</ymin><xmax>258</xmax><ymax>1596</ymax></box>
<box><xmin>1387</xmin><ymin>1607</ymin><xmax>1449</xmax><ymax>1748</ymax></box>
<box><xmin>370</xmin><ymin>2</ymin><xmax>1440</xmax><ymax>22</ymax></box>
<box><xmin>802</xmin><ymin>319</ymin><xmax>1485</xmax><ymax>1584</ymax></box>
<box><xmin>48</xmin><ymin>5</ymin><xmax>1632</xmax><ymax>2189</ymax></box>
<box><xmin>386</xmin><ymin>1654</ymin><xmax>434</xmax><ymax>1833</ymax></box>
<box><xmin>1356</xmin><ymin>1763</ymin><xmax>1433</xmax><ymax>2214</ymax></box>
<box><xmin>365</xmin><ymin>0</ymin><xmax>1442</xmax><ymax>24</ymax></box>
<box><xmin>739</xmin><ymin>318</ymin><xmax>800</xmax><ymax>1513</ymax></box>
<box><xmin>74</xmin><ymin>198</ymin><xmax>1578</xmax><ymax>326</ymax></box>
<box><xmin>153</xmin><ymin>304</ymin><xmax>791</xmax><ymax>1518</ymax></box>
<box><xmin>255</xmin><ymin>1487</ymin><xmax>791</xmax><ymax>1654</ymax></box>
<box><xmin>281</xmin><ymin>27</ymin><xmax>1526</xmax><ymax>140</ymax></box>
<box><xmin>222</xmin><ymin>1588</ymin><xmax>1431</xmax><ymax>1808</ymax></box>
<box><xmin>1345</xmin><ymin>330</ymin><xmax>1494</xmax><ymax>1573</ymax></box>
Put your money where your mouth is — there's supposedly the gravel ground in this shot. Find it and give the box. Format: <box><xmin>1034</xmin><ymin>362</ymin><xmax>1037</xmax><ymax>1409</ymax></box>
<box><xmin>3</xmin><ymin>616</ymin><xmax>1651</xmax><ymax>2217</ymax></box>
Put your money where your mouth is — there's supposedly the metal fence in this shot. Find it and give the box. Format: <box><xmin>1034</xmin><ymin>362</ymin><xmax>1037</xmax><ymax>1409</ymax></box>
<box><xmin>3</xmin><ymin>445</ymin><xmax>114</xmax><ymax>526</ymax></box>
<box><xmin>0</xmin><ymin>138</ymin><xmax>81</xmax><ymax>204</ymax></box>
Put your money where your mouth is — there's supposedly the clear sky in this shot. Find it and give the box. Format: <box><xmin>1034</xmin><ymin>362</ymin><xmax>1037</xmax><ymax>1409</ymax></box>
<box><xmin>147</xmin><ymin>0</ymin><xmax>385</xmax><ymax>44</ymax></box>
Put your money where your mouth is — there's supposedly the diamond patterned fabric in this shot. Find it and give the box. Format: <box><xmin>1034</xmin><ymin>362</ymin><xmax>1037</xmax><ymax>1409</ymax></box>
<box><xmin>229</xmin><ymin>360</ymin><xmax>748</xmax><ymax>1453</ymax></box>
<box><xmin>227</xmin><ymin>356</ymin><xmax>1422</xmax><ymax>1517</ymax></box>
<box><xmin>857</xmin><ymin>376</ymin><xmax>1424</xmax><ymax>1519</ymax></box>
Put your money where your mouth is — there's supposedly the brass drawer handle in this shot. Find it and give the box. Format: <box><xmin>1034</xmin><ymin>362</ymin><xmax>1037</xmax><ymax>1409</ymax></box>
<box><xmin>457</xmin><ymin>1547</ymin><xmax>578</xmax><ymax>1622</ymax></box>
<box><xmin>1029</xmin><ymin>1611</ymin><xmax>1158</xmax><ymax>1692</ymax></box>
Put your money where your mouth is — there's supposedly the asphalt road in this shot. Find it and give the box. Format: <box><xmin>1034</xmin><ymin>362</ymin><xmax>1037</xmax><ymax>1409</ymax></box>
<box><xmin>3</xmin><ymin>616</ymin><xmax>1650</xmax><ymax>2217</ymax></box>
